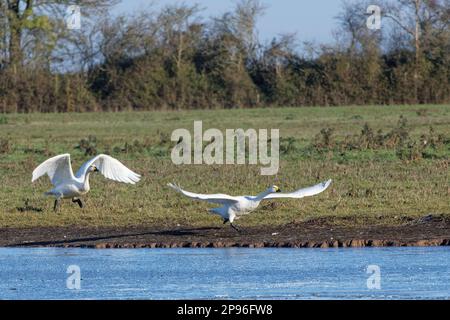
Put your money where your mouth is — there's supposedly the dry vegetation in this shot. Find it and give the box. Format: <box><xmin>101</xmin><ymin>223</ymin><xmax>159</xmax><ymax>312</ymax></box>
<box><xmin>0</xmin><ymin>1</ymin><xmax>449</xmax><ymax>112</ymax></box>
<box><xmin>0</xmin><ymin>104</ymin><xmax>448</xmax><ymax>229</ymax></box>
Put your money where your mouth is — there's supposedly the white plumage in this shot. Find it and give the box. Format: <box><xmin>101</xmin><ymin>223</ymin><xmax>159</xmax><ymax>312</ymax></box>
<box><xmin>262</xmin><ymin>180</ymin><xmax>332</xmax><ymax>199</ymax></box>
<box><xmin>168</xmin><ymin>179</ymin><xmax>332</xmax><ymax>231</ymax></box>
<box><xmin>32</xmin><ymin>154</ymin><xmax>141</xmax><ymax>211</ymax></box>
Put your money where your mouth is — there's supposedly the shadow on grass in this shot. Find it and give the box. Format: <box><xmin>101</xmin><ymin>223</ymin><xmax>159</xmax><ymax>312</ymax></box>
<box><xmin>16</xmin><ymin>199</ymin><xmax>43</xmax><ymax>213</ymax></box>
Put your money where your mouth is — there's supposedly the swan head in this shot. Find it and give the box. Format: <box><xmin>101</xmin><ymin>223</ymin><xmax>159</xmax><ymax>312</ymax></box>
<box><xmin>268</xmin><ymin>185</ymin><xmax>281</xmax><ymax>193</ymax></box>
<box><xmin>88</xmin><ymin>165</ymin><xmax>99</xmax><ymax>173</ymax></box>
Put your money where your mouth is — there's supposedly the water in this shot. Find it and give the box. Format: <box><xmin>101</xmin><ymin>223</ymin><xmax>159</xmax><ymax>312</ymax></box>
<box><xmin>0</xmin><ymin>247</ymin><xmax>449</xmax><ymax>300</ymax></box>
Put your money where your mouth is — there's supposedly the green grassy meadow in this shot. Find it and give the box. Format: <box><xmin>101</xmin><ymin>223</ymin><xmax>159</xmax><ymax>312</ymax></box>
<box><xmin>0</xmin><ymin>105</ymin><xmax>449</xmax><ymax>228</ymax></box>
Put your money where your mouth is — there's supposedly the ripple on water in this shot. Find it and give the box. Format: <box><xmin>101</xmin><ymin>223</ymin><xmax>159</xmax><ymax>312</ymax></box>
<box><xmin>0</xmin><ymin>247</ymin><xmax>449</xmax><ymax>300</ymax></box>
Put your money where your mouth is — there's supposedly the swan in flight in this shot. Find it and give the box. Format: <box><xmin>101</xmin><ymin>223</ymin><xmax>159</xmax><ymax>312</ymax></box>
<box><xmin>32</xmin><ymin>154</ymin><xmax>141</xmax><ymax>211</ymax></box>
<box><xmin>168</xmin><ymin>179</ymin><xmax>332</xmax><ymax>231</ymax></box>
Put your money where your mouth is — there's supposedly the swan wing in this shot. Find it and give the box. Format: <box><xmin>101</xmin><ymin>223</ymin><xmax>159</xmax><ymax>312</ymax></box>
<box><xmin>168</xmin><ymin>183</ymin><xmax>239</xmax><ymax>205</ymax></box>
<box><xmin>76</xmin><ymin>154</ymin><xmax>141</xmax><ymax>184</ymax></box>
<box><xmin>263</xmin><ymin>179</ymin><xmax>332</xmax><ymax>200</ymax></box>
<box><xmin>32</xmin><ymin>154</ymin><xmax>75</xmax><ymax>186</ymax></box>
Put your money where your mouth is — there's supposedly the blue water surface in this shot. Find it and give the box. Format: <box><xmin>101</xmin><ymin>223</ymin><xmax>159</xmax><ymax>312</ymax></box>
<box><xmin>0</xmin><ymin>247</ymin><xmax>449</xmax><ymax>300</ymax></box>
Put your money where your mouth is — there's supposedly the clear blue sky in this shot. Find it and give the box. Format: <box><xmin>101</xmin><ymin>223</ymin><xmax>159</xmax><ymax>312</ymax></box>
<box><xmin>113</xmin><ymin>0</ymin><xmax>343</xmax><ymax>44</ymax></box>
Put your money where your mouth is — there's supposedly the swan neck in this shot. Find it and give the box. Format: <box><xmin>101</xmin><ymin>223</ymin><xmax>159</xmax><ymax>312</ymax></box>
<box><xmin>83</xmin><ymin>171</ymin><xmax>91</xmax><ymax>190</ymax></box>
<box><xmin>255</xmin><ymin>189</ymin><xmax>271</xmax><ymax>201</ymax></box>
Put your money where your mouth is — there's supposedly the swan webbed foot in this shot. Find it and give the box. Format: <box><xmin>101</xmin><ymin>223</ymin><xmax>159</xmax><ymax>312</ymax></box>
<box><xmin>72</xmin><ymin>198</ymin><xmax>83</xmax><ymax>208</ymax></box>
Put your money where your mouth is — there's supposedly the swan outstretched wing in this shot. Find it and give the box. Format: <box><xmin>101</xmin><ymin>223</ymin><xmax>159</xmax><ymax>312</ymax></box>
<box><xmin>76</xmin><ymin>154</ymin><xmax>141</xmax><ymax>184</ymax></box>
<box><xmin>32</xmin><ymin>154</ymin><xmax>75</xmax><ymax>186</ymax></box>
<box><xmin>168</xmin><ymin>183</ymin><xmax>239</xmax><ymax>205</ymax></box>
<box><xmin>263</xmin><ymin>179</ymin><xmax>332</xmax><ymax>200</ymax></box>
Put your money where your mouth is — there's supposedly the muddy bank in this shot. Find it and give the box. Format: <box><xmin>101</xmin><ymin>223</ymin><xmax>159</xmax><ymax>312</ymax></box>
<box><xmin>1</xmin><ymin>215</ymin><xmax>449</xmax><ymax>249</ymax></box>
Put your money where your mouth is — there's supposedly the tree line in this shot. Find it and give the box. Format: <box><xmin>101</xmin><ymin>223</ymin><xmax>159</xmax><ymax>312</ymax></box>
<box><xmin>0</xmin><ymin>0</ymin><xmax>449</xmax><ymax>112</ymax></box>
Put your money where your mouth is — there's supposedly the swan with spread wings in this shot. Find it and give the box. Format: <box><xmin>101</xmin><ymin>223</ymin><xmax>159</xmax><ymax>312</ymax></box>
<box><xmin>32</xmin><ymin>154</ymin><xmax>141</xmax><ymax>211</ymax></box>
<box><xmin>168</xmin><ymin>180</ymin><xmax>332</xmax><ymax>231</ymax></box>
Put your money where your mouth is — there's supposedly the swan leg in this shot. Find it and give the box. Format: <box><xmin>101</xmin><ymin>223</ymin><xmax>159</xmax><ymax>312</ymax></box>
<box><xmin>72</xmin><ymin>198</ymin><xmax>83</xmax><ymax>208</ymax></box>
<box><xmin>230</xmin><ymin>223</ymin><xmax>241</xmax><ymax>233</ymax></box>
<box><xmin>222</xmin><ymin>218</ymin><xmax>240</xmax><ymax>233</ymax></box>
<box><xmin>53</xmin><ymin>198</ymin><xmax>61</xmax><ymax>212</ymax></box>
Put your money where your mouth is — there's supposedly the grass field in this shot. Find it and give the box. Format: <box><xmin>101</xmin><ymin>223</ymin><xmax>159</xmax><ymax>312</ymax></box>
<box><xmin>0</xmin><ymin>105</ymin><xmax>449</xmax><ymax>229</ymax></box>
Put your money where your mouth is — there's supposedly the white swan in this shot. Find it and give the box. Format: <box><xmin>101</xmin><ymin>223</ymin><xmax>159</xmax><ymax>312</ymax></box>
<box><xmin>32</xmin><ymin>154</ymin><xmax>141</xmax><ymax>211</ymax></box>
<box><xmin>168</xmin><ymin>179</ymin><xmax>332</xmax><ymax>231</ymax></box>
